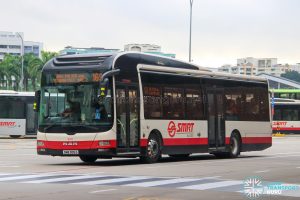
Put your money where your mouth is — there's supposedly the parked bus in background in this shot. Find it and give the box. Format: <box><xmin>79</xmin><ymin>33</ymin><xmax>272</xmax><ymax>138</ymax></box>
<box><xmin>270</xmin><ymin>89</ymin><xmax>300</xmax><ymax>100</ymax></box>
<box><xmin>0</xmin><ymin>90</ymin><xmax>37</xmax><ymax>138</ymax></box>
<box><xmin>35</xmin><ymin>52</ymin><xmax>272</xmax><ymax>163</ymax></box>
<box><xmin>273</xmin><ymin>98</ymin><xmax>300</xmax><ymax>134</ymax></box>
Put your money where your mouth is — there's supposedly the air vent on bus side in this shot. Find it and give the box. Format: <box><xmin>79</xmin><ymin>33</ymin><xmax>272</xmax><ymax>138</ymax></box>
<box><xmin>53</xmin><ymin>55</ymin><xmax>112</xmax><ymax>66</ymax></box>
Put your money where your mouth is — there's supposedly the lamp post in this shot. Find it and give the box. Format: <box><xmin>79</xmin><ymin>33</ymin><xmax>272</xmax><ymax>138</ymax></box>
<box><xmin>16</xmin><ymin>32</ymin><xmax>24</xmax><ymax>91</ymax></box>
<box><xmin>189</xmin><ymin>0</ymin><xmax>194</xmax><ymax>62</ymax></box>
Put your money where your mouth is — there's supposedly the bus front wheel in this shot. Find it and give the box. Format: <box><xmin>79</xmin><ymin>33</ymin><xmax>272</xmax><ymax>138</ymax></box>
<box><xmin>79</xmin><ymin>155</ymin><xmax>97</xmax><ymax>163</ymax></box>
<box><xmin>140</xmin><ymin>134</ymin><xmax>161</xmax><ymax>164</ymax></box>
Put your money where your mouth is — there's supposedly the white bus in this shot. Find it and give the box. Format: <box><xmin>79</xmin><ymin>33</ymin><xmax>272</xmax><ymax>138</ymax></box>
<box><xmin>0</xmin><ymin>90</ymin><xmax>37</xmax><ymax>138</ymax></box>
<box><xmin>35</xmin><ymin>52</ymin><xmax>272</xmax><ymax>163</ymax></box>
<box><xmin>273</xmin><ymin>98</ymin><xmax>300</xmax><ymax>134</ymax></box>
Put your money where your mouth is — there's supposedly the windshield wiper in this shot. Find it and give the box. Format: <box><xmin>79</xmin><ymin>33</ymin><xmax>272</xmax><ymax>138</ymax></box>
<box><xmin>77</xmin><ymin>124</ymin><xmax>99</xmax><ymax>131</ymax></box>
<box><xmin>43</xmin><ymin>123</ymin><xmax>60</xmax><ymax>132</ymax></box>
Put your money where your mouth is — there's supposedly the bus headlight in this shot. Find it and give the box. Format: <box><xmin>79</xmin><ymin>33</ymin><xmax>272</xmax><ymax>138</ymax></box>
<box><xmin>37</xmin><ymin>141</ymin><xmax>45</xmax><ymax>147</ymax></box>
<box><xmin>99</xmin><ymin>140</ymin><xmax>110</xmax><ymax>146</ymax></box>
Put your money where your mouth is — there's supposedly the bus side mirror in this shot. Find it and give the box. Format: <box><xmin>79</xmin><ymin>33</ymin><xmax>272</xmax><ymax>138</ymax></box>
<box><xmin>34</xmin><ymin>90</ymin><xmax>41</xmax><ymax>112</ymax></box>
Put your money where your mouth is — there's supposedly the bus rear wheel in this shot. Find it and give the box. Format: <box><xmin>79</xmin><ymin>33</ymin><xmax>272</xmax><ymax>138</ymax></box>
<box><xmin>140</xmin><ymin>134</ymin><xmax>161</xmax><ymax>164</ymax></box>
<box><xmin>79</xmin><ymin>155</ymin><xmax>97</xmax><ymax>163</ymax></box>
<box><xmin>214</xmin><ymin>134</ymin><xmax>241</xmax><ymax>158</ymax></box>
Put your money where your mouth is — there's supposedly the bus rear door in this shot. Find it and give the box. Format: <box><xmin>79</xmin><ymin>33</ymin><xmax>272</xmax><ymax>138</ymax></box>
<box><xmin>207</xmin><ymin>88</ymin><xmax>226</xmax><ymax>151</ymax></box>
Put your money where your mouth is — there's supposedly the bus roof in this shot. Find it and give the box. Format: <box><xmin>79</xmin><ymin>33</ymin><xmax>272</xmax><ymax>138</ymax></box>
<box><xmin>274</xmin><ymin>98</ymin><xmax>300</xmax><ymax>105</ymax></box>
<box><xmin>0</xmin><ymin>90</ymin><xmax>34</xmax><ymax>96</ymax></box>
<box><xmin>270</xmin><ymin>89</ymin><xmax>300</xmax><ymax>93</ymax></box>
<box><xmin>42</xmin><ymin>52</ymin><xmax>267</xmax><ymax>83</ymax></box>
<box><xmin>42</xmin><ymin>52</ymin><xmax>210</xmax><ymax>72</ymax></box>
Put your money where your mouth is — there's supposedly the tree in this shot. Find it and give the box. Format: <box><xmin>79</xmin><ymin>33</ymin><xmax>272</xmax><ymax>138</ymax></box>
<box><xmin>24</xmin><ymin>51</ymin><xmax>58</xmax><ymax>91</ymax></box>
<box><xmin>0</xmin><ymin>54</ymin><xmax>21</xmax><ymax>90</ymax></box>
<box><xmin>0</xmin><ymin>51</ymin><xmax>58</xmax><ymax>91</ymax></box>
<box><xmin>281</xmin><ymin>70</ymin><xmax>300</xmax><ymax>83</ymax></box>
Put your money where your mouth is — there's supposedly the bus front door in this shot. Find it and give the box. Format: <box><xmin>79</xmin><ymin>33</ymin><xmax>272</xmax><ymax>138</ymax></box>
<box><xmin>116</xmin><ymin>86</ymin><xmax>139</xmax><ymax>151</ymax></box>
<box><xmin>207</xmin><ymin>90</ymin><xmax>226</xmax><ymax>150</ymax></box>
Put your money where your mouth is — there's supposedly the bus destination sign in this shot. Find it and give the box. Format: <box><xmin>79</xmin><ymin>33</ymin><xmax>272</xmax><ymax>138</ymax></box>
<box><xmin>53</xmin><ymin>73</ymin><xmax>102</xmax><ymax>84</ymax></box>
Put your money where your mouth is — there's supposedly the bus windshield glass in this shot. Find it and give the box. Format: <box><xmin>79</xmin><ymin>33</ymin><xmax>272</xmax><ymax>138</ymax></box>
<box><xmin>39</xmin><ymin>73</ymin><xmax>113</xmax><ymax>133</ymax></box>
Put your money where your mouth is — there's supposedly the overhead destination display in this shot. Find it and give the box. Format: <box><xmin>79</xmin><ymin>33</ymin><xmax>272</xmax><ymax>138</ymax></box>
<box><xmin>50</xmin><ymin>72</ymin><xmax>102</xmax><ymax>84</ymax></box>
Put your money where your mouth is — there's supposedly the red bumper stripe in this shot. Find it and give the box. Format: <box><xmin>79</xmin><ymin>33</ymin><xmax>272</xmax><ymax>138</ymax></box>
<box><xmin>272</xmin><ymin>127</ymin><xmax>300</xmax><ymax>131</ymax></box>
<box><xmin>37</xmin><ymin>140</ymin><xmax>116</xmax><ymax>150</ymax></box>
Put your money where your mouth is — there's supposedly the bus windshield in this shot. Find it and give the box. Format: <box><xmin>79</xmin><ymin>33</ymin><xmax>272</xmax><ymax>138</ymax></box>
<box><xmin>39</xmin><ymin>80</ymin><xmax>113</xmax><ymax>133</ymax></box>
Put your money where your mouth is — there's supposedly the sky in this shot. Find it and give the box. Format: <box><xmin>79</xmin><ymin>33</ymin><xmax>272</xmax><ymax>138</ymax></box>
<box><xmin>1</xmin><ymin>0</ymin><xmax>300</xmax><ymax>68</ymax></box>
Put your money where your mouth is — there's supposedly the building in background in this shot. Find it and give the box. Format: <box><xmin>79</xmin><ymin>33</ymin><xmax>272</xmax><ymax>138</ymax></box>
<box><xmin>217</xmin><ymin>57</ymin><xmax>296</xmax><ymax>77</ymax></box>
<box><xmin>124</xmin><ymin>43</ymin><xmax>176</xmax><ymax>58</ymax></box>
<box><xmin>0</xmin><ymin>31</ymin><xmax>43</xmax><ymax>61</ymax></box>
<box><xmin>60</xmin><ymin>46</ymin><xmax>120</xmax><ymax>55</ymax></box>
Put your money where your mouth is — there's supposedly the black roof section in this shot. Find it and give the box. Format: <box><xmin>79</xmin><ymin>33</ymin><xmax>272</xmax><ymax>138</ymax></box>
<box><xmin>42</xmin><ymin>52</ymin><xmax>207</xmax><ymax>72</ymax></box>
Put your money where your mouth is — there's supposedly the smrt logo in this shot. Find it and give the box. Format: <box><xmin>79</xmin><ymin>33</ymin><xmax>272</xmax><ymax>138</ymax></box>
<box><xmin>0</xmin><ymin>122</ymin><xmax>16</xmax><ymax>128</ymax></box>
<box><xmin>167</xmin><ymin>121</ymin><xmax>195</xmax><ymax>137</ymax></box>
<box><xmin>273</xmin><ymin>121</ymin><xmax>287</xmax><ymax>126</ymax></box>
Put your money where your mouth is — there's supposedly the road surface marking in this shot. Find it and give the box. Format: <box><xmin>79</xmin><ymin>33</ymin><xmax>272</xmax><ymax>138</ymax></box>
<box><xmin>89</xmin><ymin>189</ymin><xmax>117</xmax><ymax>194</ymax></box>
<box><xmin>179</xmin><ymin>180</ymin><xmax>243</xmax><ymax>190</ymax></box>
<box><xmin>22</xmin><ymin>175</ymin><xmax>105</xmax><ymax>183</ymax></box>
<box><xmin>124</xmin><ymin>176</ymin><xmax>220</xmax><ymax>187</ymax></box>
<box><xmin>74</xmin><ymin>176</ymin><xmax>151</xmax><ymax>185</ymax></box>
<box><xmin>255</xmin><ymin>170</ymin><xmax>270</xmax><ymax>173</ymax></box>
<box><xmin>0</xmin><ymin>174</ymin><xmax>57</xmax><ymax>181</ymax></box>
<box><xmin>125</xmin><ymin>178</ymin><xmax>200</xmax><ymax>187</ymax></box>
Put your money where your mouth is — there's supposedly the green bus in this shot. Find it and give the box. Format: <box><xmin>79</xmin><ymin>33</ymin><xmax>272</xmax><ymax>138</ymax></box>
<box><xmin>270</xmin><ymin>89</ymin><xmax>300</xmax><ymax>100</ymax></box>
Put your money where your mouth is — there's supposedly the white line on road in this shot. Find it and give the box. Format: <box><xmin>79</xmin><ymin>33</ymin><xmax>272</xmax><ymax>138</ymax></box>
<box><xmin>179</xmin><ymin>180</ymin><xmax>243</xmax><ymax>190</ymax></box>
<box><xmin>255</xmin><ymin>170</ymin><xmax>270</xmax><ymax>173</ymax></box>
<box><xmin>125</xmin><ymin>178</ymin><xmax>200</xmax><ymax>187</ymax></box>
<box><xmin>21</xmin><ymin>175</ymin><xmax>105</xmax><ymax>184</ymax></box>
<box><xmin>0</xmin><ymin>174</ymin><xmax>57</xmax><ymax>181</ymax></box>
<box><xmin>89</xmin><ymin>189</ymin><xmax>117</xmax><ymax>194</ymax></box>
<box><xmin>74</xmin><ymin>176</ymin><xmax>150</xmax><ymax>185</ymax></box>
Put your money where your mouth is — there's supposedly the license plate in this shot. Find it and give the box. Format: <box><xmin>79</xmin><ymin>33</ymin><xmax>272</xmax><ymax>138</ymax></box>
<box><xmin>63</xmin><ymin>150</ymin><xmax>79</xmax><ymax>155</ymax></box>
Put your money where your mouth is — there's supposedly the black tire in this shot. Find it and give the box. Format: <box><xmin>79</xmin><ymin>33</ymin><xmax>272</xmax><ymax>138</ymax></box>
<box><xmin>169</xmin><ymin>154</ymin><xmax>190</xmax><ymax>158</ymax></box>
<box><xmin>10</xmin><ymin>135</ymin><xmax>22</xmax><ymax>139</ymax></box>
<box><xmin>228</xmin><ymin>133</ymin><xmax>241</xmax><ymax>158</ymax></box>
<box><xmin>140</xmin><ymin>134</ymin><xmax>162</xmax><ymax>164</ymax></box>
<box><xmin>79</xmin><ymin>155</ymin><xmax>97</xmax><ymax>163</ymax></box>
<box><xmin>213</xmin><ymin>133</ymin><xmax>241</xmax><ymax>159</ymax></box>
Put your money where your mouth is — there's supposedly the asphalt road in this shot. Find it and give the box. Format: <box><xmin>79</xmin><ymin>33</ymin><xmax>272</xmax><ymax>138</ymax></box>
<box><xmin>0</xmin><ymin>136</ymin><xmax>299</xmax><ymax>200</ymax></box>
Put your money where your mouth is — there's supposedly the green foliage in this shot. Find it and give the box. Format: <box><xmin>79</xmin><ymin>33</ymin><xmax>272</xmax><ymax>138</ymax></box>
<box><xmin>281</xmin><ymin>70</ymin><xmax>300</xmax><ymax>83</ymax></box>
<box><xmin>0</xmin><ymin>51</ymin><xmax>58</xmax><ymax>91</ymax></box>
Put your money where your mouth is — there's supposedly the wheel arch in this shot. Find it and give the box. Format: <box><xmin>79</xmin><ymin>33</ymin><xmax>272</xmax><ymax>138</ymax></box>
<box><xmin>149</xmin><ymin>129</ymin><xmax>164</xmax><ymax>147</ymax></box>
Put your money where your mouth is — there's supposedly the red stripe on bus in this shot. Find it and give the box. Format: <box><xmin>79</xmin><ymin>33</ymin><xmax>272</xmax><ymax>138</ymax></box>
<box><xmin>242</xmin><ymin>137</ymin><xmax>272</xmax><ymax>144</ymax></box>
<box><xmin>163</xmin><ymin>138</ymin><xmax>208</xmax><ymax>146</ymax></box>
<box><xmin>38</xmin><ymin>136</ymin><xmax>272</xmax><ymax>150</ymax></box>
<box><xmin>226</xmin><ymin>137</ymin><xmax>272</xmax><ymax>144</ymax></box>
<box><xmin>37</xmin><ymin>140</ymin><xmax>116</xmax><ymax>150</ymax></box>
<box><xmin>272</xmin><ymin>127</ymin><xmax>300</xmax><ymax>131</ymax></box>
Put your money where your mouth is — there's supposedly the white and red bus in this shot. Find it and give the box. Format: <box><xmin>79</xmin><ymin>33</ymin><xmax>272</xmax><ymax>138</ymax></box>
<box><xmin>273</xmin><ymin>99</ymin><xmax>300</xmax><ymax>134</ymax></box>
<box><xmin>0</xmin><ymin>90</ymin><xmax>37</xmax><ymax>138</ymax></box>
<box><xmin>35</xmin><ymin>52</ymin><xmax>272</xmax><ymax>163</ymax></box>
